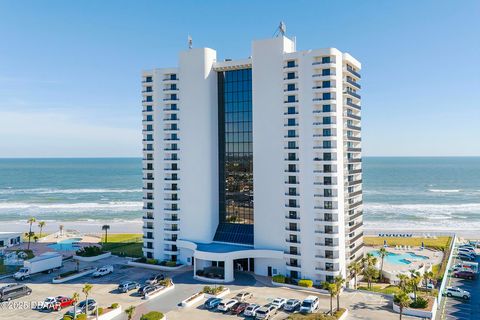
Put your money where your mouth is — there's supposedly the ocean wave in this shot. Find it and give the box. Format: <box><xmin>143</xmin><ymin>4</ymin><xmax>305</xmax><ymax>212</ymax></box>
<box><xmin>0</xmin><ymin>201</ymin><xmax>142</xmax><ymax>212</ymax></box>
<box><xmin>0</xmin><ymin>188</ymin><xmax>142</xmax><ymax>195</ymax></box>
<box><xmin>428</xmin><ymin>189</ymin><xmax>461</xmax><ymax>193</ymax></box>
<box><xmin>365</xmin><ymin>202</ymin><xmax>480</xmax><ymax>220</ymax></box>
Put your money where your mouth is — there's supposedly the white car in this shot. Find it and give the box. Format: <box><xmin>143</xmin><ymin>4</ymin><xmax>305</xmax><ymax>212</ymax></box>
<box><xmin>92</xmin><ymin>265</ymin><xmax>114</xmax><ymax>277</ymax></box>
<box><xmin>458</xmin><ymin>248</ymin><xmax>476</xmax><ymax>255</ymax></box>
<box><xmin>244</xmin><ymin>304</ymin><xmax>260</xmax><ymax>317</ymax></box>
<box><xmin>270</xmin><ymin>297</ymin><xmax>287</xmax><ymax>310</ymax></box>
<box><xmin>445</xmin><ymin>287</ymin><xmax>470</xmax><ymax>300</ymax></box>
<box><xmin>459</xmin><ymin>244</ymin><xmax>476</xmax><ymax>251</ymax></box>
<box><xmin>217</xmin><ymin>299</ymin><xmax>238</xmax><ymax>312</ymax></box>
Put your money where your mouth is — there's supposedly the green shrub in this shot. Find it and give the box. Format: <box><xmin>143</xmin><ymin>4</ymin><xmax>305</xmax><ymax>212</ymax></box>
<box><xmin>97</xmin><ymin>307</ymin><xmax>104</xmax><ymax>315</ymax></box>
<box><xmin>298</xmin><ymin>279</ymin><xmax>314</xmax><ymax>288</ymax></box>
<box><xmin>140</xmin><ymin>311</ymin><xmax>164</xmax><ymax>320</ymax></box>
<box><xmin>62</xmin><ymin>316</ymin><xmax>73</xmax><ymax>320</ymax></box>
<box><xmin>146</xmin><ymin>258</ymin><xmax>158</xmax><ymax>265</ymax></box>
<box><xmin>165</xmin><ymin>260</ymin><xmax>177</xmax><ymax>267</ymax></box>
<box><xmin>410</xmin><ymin>296</ymin><xmax>428</xmax><ymax>309</ymax></box>
<box><xmin>75</xmin><ymin>245</ymin><xmax>104</xmax><ymax>257</ymax></box>
<box><xmin>202</xmin><ymin>285</ymin><xmax>224</xmax><ymax>294</ymax></box>
<box><xmin>334</xmin><ymin>308</ymin><xmax>346</xmax><ymax>318</ymax></box>
<box><xmin>76</xmin><ymin>314</ymin><xmax>87</xmax><ymax>320</ymax></box>
<box><xmin>272</xmin><ymin>274</ymin><xmax>286</xmax><ymax>283</ymax></box>
<box><xmin>158</xmin><ymin>277</ymin><xmax>172</xmax><ymax>287</ymax></box>
<box><xmin>110</xmin><ymin>303</ymin><xmax>119</xmax><ymax>309</ymax></box>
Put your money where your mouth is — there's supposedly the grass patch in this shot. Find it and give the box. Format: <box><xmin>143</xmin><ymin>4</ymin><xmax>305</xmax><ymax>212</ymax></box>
<box><xmin>358</xmin><ymin>285</ymin><xmax>402</xmax><ymax>295</ymax></box>
<box><xmin>101</xmin><ymin>233</ymin><xmax>143</xmax><ymax>258</ymax></box>
<box><xmin>364</xmin><ymin>236</ymin><xmax>451</xmax><ymax>250</ymax></box>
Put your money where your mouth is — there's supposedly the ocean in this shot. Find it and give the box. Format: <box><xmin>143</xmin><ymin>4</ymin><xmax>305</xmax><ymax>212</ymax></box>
<box><xmin>0</xmin><ymin>157</ymin><xmax>479</xmax><ymax>233</ymax></box>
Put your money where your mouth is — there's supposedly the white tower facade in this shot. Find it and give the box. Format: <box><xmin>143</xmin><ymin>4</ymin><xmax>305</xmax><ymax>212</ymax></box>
<box><xmin>141</xmin><ymin>36</ymin><xmax>363</xmax><ymax>285</ymax></box>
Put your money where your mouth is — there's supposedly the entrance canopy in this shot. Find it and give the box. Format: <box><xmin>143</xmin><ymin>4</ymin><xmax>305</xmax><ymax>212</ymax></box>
<box><xmin>177</xmin><ymin>239</ymin><xmax>283</xmax><ymax>282</ymax></box>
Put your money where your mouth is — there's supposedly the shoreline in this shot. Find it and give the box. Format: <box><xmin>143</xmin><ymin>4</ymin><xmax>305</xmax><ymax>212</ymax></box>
<box><xmin>0</xmin><ymin>219</ymin><xmax>478</xmax><ymax>239</ymax></box>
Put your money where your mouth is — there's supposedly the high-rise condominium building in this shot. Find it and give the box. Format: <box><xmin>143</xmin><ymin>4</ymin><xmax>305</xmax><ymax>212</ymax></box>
<box><xmin>141</xmin><ymin>35</ymin><xmax>363</xmax><ymax>285</ymax></box>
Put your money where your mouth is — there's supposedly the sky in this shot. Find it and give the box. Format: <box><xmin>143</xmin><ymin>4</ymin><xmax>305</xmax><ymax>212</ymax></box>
<box><xmin>0</xmin><ymin>0</ymin><xmax>479</xmax><ymax>157</ymax></box>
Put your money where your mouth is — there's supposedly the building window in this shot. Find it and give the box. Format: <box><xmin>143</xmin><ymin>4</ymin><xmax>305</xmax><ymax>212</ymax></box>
<box><xmin>287</xmin><ymin>118</ymin><xmax>296</xmax><ymax>126</ymax></box>
<box><xmin>287</xmin><ymin>95</ymin><xmax>296</xmax><ymax>102</ymax></box>
<box><xmin>287</xmin><ymin>60</ymin><xmax>296</xmax><ymax>68</ymax></box>
<box><xmin>287</xmin><ymin>107</ymin><xmax>296</xmax><ymax>114</ymax></box>
<box><xmin>322</xmin><ymin>69</ymin><xmax>331</xmax><ymax>76</ymax></box>
<box><xmin>323</xmin><ymin>117</ymin><xmax>331</xmax><ymax>125</ymax></box>
<box><xmin>287</xmin><ymin>72</ymin><xmax>295</xmax><ymax>79</ymax></box>
<box><xmin>322</xmin><ymin>56</ymin><xmax>331</xmax><ymax>64</ymax></box>
<box><xmin>322</xmin><ymin>105</ymin><xmax>331</xmax><ymax>112</ymax></box>
<box><xmin>215</xmin><ymin>68</ymin><xmax>253</xmax><ymax>245</ymax></box>
<box><xmin>322</xmin><ymin>81</ymin><xmax>331</xmax><ymax>88</ymax></box>
<box><xmin>323</xmin><ymin>129</ymin><xmax>331</xmax><ymax>136</ymax></box>
<box><xmin>146</xmin><ymin>96</ymin><xmax>153</xmax><ymax>102</ymax></box>
<box><xmin>322</xmin><ymin>92</ymin><xmax>331</xmax><ymax>100</ymax></box>
<box><xmin>288</xmin><ymin>130</ymin><xmax>296</xmax><ymax>137</ymax></box>
<box><xmin>287</xmin><ymin>83</ymin><xmax>296</xmax><ymax>91</ymax></box>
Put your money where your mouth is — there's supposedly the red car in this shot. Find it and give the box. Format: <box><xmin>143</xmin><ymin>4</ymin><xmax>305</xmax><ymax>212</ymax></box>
<box><xmin>453</xmin><ymin>270</ymin><xmax>476</xmax><ymax>280</ymax></box>
<box><xmin>230</xmin><ymin>302</ymin><xmax>248</xmax><ymax>315</ymax></box>
<box><xmin>52</xmin><ymin>296</ymin><xmax>75</xmax><ymax>311</ymax></box>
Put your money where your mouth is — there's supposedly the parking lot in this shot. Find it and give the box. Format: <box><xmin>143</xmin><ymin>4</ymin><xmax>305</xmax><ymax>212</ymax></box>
<box><xmin>0</xmin><ymin>255</ymin><xmax>421</xmax><ymax>320</ymax></box>
<box><xmin>0</xmin><ymin>256</ymin><xmax>167</xmax><ymax>320</ymax></box>
<box><xmin>439</xmin><ymin>241</ymin><xmax>480</xmax><ymax>320</ymax></box>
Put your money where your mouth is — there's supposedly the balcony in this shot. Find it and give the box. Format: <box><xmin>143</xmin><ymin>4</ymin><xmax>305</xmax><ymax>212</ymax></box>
<box><xmin>346</xmin><ymin>100</ymin><xmax>361</xmax><ymax>111</ymax></box>
<box><xmin>164</xmin><ymin>228</ymin><xmax>180</xmax><ymax>233</ymax></box>
<box><xmin>346</xmin><ymin>78</ymin><xmax>361</xmax><ymax>89</ymax></box>
<box><xmin>347</xmin><ymin>158</ymin><xmax>362</xmax><ymax>163</ymax></box>
<box><xmin>347</xmin><ymin>232</ymin><xmax>364</xmax><ymax>245</ymax></box>
<box><xmin>349</xmin><ymin>222</ymin><xmax>364</xmax><ymax>232</ymax></box>
<box><xmin>142</xmin><ymin>176</ymin><xmax>154</xmax><ymax>181</ymax></box>
<box><xmin>284</xmin><ymin>250</ymin><xmax>301</xmax><ymax>257</ymax></box>
<box><xmin>349</xmin><ymin>211</ymin><xmax>363</xmax><ymax>221</ymax></box>
<box><xmin>348</xmin><ymin>147</ymin><xmax>362</xmax><ymax>152</ymax></box>
<box><xmin>346</xmin><ymin>113</ymin><xmax>361</xmax><ymax>121</ymax></box>
<box><xmin>347</xmin><ymin>124</ymin><xmax>361</xmax><ymax>131</ymax></box>
<box><xmin>345</xmin><ymin>135</ymin><xmax>361</xmax><ymax>142</ymax></box>
<box><xmin>344</xmin><ymin>90</ymin><xmax>361</xmax><ymax>100</ymax></box>
<box><xmin>285</xmin><ymin>227</ymin><xmax>300</xmax><ymax>232</ymax></box>
<box><xmin>346</xmin><ymin>67</ymin><xmax>361</xmax><ymax>79</ymax></box>
<box><xmin>142</xmin><ymin>226</ymin><xmax>154</xmax><ymax>230</ymax></box>
<box><xmin>348</xmin><ymin>200</ymin><xmax>363</xmax><ymax>209</ymax></box>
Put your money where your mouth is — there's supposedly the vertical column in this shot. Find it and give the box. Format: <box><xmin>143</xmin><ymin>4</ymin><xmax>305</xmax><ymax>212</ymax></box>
<box><xmin>224</xmin><ymin>259</ymin><xmax>234</xmax><ymax>282</ymax></box>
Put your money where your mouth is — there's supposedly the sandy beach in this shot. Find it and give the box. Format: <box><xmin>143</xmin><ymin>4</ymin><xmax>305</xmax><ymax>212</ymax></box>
<box><xmin>0</xmin><ymin>219</ymin><xmax>478</xmax><ymax>240</ymax></box>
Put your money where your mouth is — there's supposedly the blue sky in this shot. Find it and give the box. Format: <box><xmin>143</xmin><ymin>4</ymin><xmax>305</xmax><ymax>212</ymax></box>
<box><xmin>0</xmin><ymin>0</ymin><xmax>479</xmax><ymax>157</ymax></box>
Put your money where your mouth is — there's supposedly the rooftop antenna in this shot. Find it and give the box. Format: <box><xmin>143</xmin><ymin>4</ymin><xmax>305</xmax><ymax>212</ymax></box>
<box><xmin>188</xmin><ymin>35</ymin><xmax>193</xmax><ymax>49</ymax></box>
<box><xmin>273</xmin><ymin>21</ymin><xmax>287</xmax><ymax>37</ymax></box>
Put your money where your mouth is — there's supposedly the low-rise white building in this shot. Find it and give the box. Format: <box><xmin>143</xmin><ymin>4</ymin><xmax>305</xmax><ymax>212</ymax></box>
<box><xmin>0</xmin><ymin>232</ymin><xmax>22</xmax><ymax>248</ymax></box>
<box><xmin>141</xmin><ymin>35</ymin><xmax>363</xmax><ymax>285</ymax></box>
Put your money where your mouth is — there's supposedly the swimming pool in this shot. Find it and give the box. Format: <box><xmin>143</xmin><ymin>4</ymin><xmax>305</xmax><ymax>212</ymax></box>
<box><xmin>47</xmin><ymin>238</ymin><xmax>82</xmax><ymax>251</ymax></box>
<box><xmin>371</xmin><ymin>251</ymin><xmax>429</xmax><ymax>265</ymax></box>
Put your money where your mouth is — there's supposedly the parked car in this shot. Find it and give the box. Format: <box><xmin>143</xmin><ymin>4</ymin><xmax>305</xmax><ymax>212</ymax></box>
<box><xmin>92</xmin><ymin>265</ymin><xmax>113</xmax><ymax>277</ymax></box>
<box><xmin>284</xmin><ymin>298</ymin><xmax>301</xmax><ymax>312</ymax></box>
<box><xmin>230</xmin><ymin>302</ymin><xmax>248</xmax><ymax>315</ymax></box>
<box><xmin>458</xmin><ymin>248</ymin><xmax>476</xmax><ymax>255</ymax></box>
<box><xmin>244</xmin><ymin>304</ymin><xmax>261</xmax><ymax>317</ymax></box>
<box><xmin>458</xmin><ymin>252</ymin><xmax>476</xmax><ymax>261</ymax></box>
<box><xmin>51</xmin><ymin>296</ymin><xmax>75</xmax><ymax>311</ymax></box>
<box><xmin>299</xmin><ymin>295</ymin><xmax>320</xmax><ymax>313</ymax></box>
<box><xmin>453</xmin><ymin>270</ymin><xmax>476</xmax><ymax>280</ymax></box>
<box><xmin>65</xmin><ymin>299</ymin><xmax>97</xmax><ymax>317</ymax></box>
<box><xmin>235</xmin><ymin>291</ymin><xmax>253</xmax><ymax>302</ymax></box>
<box><xmin>143</xmin><ymin>285</ymin><xmax>162</xmax><ymax>297</ymax></box>
<box><xmin>137</xmin><ymin>285</ymin><xmax>153</xmax><ymax>296</ymax></box>
<box><xmin>445</xmin><ymin>287</ymin><xmax>470</xmax><ymax>300</ymax></box>
<box><xmin>217</xmin><ymin>299</ymin><xmax>238</xmax><ymax>312</ymax></box>
<box><xmin>146</xmin><ymin>273</ymin><xmax>165</xmax><ymax>285</ymax></box>
<box><xmin>0</xmin><ymin>284</ymin><xmax>32</xmax><ymax>302</ymax></box>
<box><xmin>459</xmin><ymin>244</ymin><xmax>476</xmax><ymax>251</ymax></box>
<box><xmin>270</xmin><ymin>297</ymin><xmax>287</xmax><ymax>310</ymax></box>
<box><xmin>204</xmin><ymin>297</ymin><xmax>222</xmax><ymax>309</ymax></box>
<box><xmin>118</xmin><ymin>281</ymin><xmax>140</xmax><ymax>293</ymax></box>
<box><xmin>255</xmin><ymin>304</ymin><xmax>277</xmax><ymax>319</ymax></box>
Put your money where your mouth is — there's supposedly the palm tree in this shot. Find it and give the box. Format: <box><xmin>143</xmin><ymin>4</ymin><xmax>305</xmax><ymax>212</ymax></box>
<box><xmin>363</xmin><ymin>266</ymin><xmax>379</xmax><ymax>289</ymax></box>
<box><xmin>394</xmin><ymin>292</ymin><xmax>411</xmax><ymax>320</ymax></box>
<box><xmin>322</xmin><ymin>282</ymin><xmax>337</xmax><ymax>315</ymax></box>
<box><xmin>125</xmin><ymin>305</ymin><xmax>136</xmax><ymax>320</ymax></box>
<box><xmin>101</xmin><ymin>225</ymin><xmax>110</xmax><ymax>244</ymax></box>
<box><xmin>82</xmin><ymin>284</ymin><xmax>93</xmax><ymax>316</ymax></box>
<box><xmin>348</xmin><ymin>261</ymin><xmax>362</xmax><ymax>289</ymax></box>
<box><xmin>27</xmin><ymin>217</ymin><xmax>36</xmax><ymax>249</ymax></box>
<box><xmin>422</xmin><ymin>271</ymin><xmax>434</xmax><ymax>290</ymax></box>
<box><xmin>397</xmin><ymin>273</ymin><xmax>409</xmax><ymax>292</ymax></box>
<box><xmin>378</xmin><ymin>248</ymin><xmax>388</xmax><ymax>281</ymax></box>
<box><xmin>362</xmin><ymin>252</ymin><xmax>378</xmax><ymax>268</ymax></box>
<box><xmin>38</xmin><ymin>221</ymin><xmax>46</xmax><ymax>238</ymax></box>
<box><xmin>72</xmin><ymin>292</ymin><xmax>80</xmax><ymax>319</ymax></box>
<box><xmin>334</xmin><ymin>275</ymin><xmax>345</xmax><ymax>311</ymax></box>
<box><xmin>409</xmin><ymin>270</ymin><xmax>421</xmax><ymax>301</ymax></box>
<box><xmin>59</xmin><ymin>224</ymin><xmax>64</xmax><ymax>236</ymax></box>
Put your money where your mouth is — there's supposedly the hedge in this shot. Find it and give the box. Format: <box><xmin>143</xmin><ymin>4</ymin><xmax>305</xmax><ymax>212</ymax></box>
<box><xmin>111</xmin><ymin>303</ymin><xmax>120</xmax><ymax>309</ymax></box>
<box><xmin>298</xmin><ymin>279</ymin><xmax>314</xmax><ymax>288</ymax></box>
<box><xmin>272</xmin><ymin>274</ymin><xmax>286</xmax><ymax>283</ymax></box>
<box><xmin>140</xmin><ymin>311</ymin><xmax>164</xmax><ymax>320</ymax></box>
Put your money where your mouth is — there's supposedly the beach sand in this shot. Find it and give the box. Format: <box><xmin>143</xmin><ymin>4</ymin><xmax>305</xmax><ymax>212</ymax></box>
<box><xmin>1</xmin><ymin>219</ymin><xmax>478</xmax><ymax>240</ymax></box>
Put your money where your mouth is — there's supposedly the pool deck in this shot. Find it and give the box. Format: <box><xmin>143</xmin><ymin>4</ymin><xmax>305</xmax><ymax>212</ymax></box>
<box><xmin>367</xmin><ymin>246</ymin><xmax>444</xmax><ymax>276</ymax></box>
